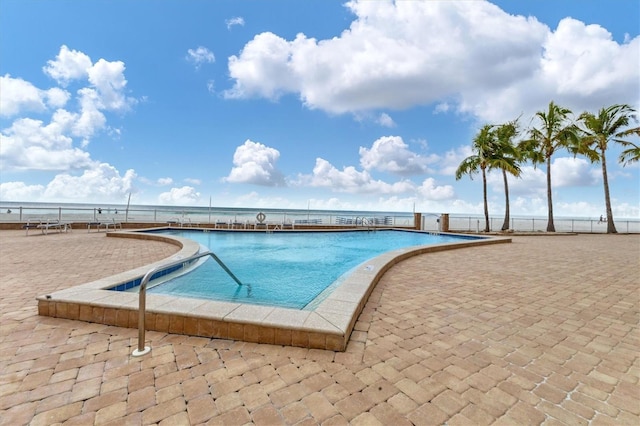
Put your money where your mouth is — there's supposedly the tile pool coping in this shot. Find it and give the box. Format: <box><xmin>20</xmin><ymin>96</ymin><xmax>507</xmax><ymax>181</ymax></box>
<box><xmin>37</xmin><ymin>228</ymin><xmax>511</xmax><ymax>351</ymax></box>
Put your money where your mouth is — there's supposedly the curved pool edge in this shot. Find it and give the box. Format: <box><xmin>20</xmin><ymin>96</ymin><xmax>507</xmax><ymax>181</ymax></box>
<box><xmin>37</xmin><ymin>229</ymin><xmax>511</xmax><ymax>352</ymax></box>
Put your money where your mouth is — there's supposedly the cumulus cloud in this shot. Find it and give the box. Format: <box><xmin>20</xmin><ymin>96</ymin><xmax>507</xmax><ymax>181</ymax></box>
<box><xmin>186</xmin><ymin>46</ymin><xmax>215</xmax><ymax>68</ymax></box>
<box><xmin>359</xmin><ymin>135</ymin><xmax>436</xmax><ymax>176</ymax></box>
<box><xmin>226</xmin><ymin>17</ymin><xmax>245</xmax><ymax>30</ymax></box>
<box><xmin>224</xmin><ymin>140</ymin><xmax>286</xmax><ymax>186</ymax></box>
<box><xmin>416</xmin><ymin>178</ymin><xmax>455</xmax><ymax>200</ymax></box>
<box><xmin>0</xmin><ymin>75</ymin><xmax>71</xmax><ymax>118</ymax></box>
<box><xmin>42</xmin><ymin>163</ymin><xmax>136</xmax><ymax>201</ymax></box>
<box><xmin>491</xmin><ymin>165</ymin><xmax>546</xmax><ymax>197</ymax></box>
<box><xmin>439</xmin><ymin>145</ymin><xmax>473</xmax><ymax>176</ymax></box>
<box><xmin>223</xmin><ymin>1</ymin><xmax>638</xmax><ymax>122</ymax></box>
<box><xmin>43</xmin><ymin>45</ymin><xmax>92</xmax><ymax>85</ymax></box>
<box><xmin>0</xmin><ymin>181</ymin><xmax>46</xmax><ymax>200</ymax></box>
<box><xmin>158</xmin><ymin>186</ymin><xmax>201</xmax><ymax>205</ymax></box>
<box><xmin>553</xmin><ymin>157</ymin><xmax>600</xmax><ymax>187</ymax></box>
<box><xmin>1</xmin><ymin>45</ymin><xmax>137</xmax><ymax>173</ymax></box>
<box><xmin>87</xmin><ymin>58</ymin><xmax>134</xmax><ymax>111</ymax></box>
<box><xmin>225</xmin><ymin>32</ymin><xmax>301</xmax><ymax>100</ymax></box>
<box><xmin>488</xmin><ymin>157</ymin><xmax>600</xmax><ymax>198</ymax></box>
<box><xmin>0</xmin><ymin>117</ymin><xmax>94</xmax><ymax>171</ymax></box>
<box><xmin>302</xmin><ymin>158</ymin><xmax>415</xmax><ymax>194</ymax></box>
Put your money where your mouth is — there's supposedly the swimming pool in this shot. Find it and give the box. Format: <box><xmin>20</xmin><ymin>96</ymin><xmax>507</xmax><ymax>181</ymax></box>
<box><xmin>141</xmin><ymin>230</ymin><xmax>478</xmax><ymax>309</ymax></box>
<box><xmin>39</xmin><ymin>228</ymin><xmax>510</xmax><ymax>350</ymax></box>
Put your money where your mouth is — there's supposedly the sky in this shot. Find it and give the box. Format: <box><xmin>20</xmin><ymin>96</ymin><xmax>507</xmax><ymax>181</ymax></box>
<box><xmin>1</xmin><ymin>0</ymin><xmax>639</xmax><ymax>218</ymax></box>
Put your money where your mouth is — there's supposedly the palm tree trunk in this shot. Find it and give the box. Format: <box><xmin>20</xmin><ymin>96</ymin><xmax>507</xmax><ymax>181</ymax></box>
<box><xmin>601</xmin><ymin>149</ymin><xmax>617</xmax><ymax>233</ymax></box>
<box><xmin>546</xmin><ymin>156</ymin><xmax>555</xmax><ymax>232</ymax></box>
<box><xmin>482</xmin><ymin>167</ymin><xmax>490</xmax><ymax>232</ymax></box>
<box><xmin>502</xmin><ymin>169</ymin><xmax>510</xmax><ymax>231</ymax></box>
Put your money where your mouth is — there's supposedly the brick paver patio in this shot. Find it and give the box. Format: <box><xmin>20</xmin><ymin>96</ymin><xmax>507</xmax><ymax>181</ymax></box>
<box><xmin>0</xmin><ymin>230</ymin><xmax>638</xmax><ymax>425</ymax></box>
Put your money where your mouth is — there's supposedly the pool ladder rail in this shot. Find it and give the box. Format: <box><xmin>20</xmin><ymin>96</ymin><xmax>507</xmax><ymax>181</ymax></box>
<box><xmin>133</xmin><ymin>250</ymin><xmax>245</xmax><ymax>356</ymax></box>
<box><xmin>355</xmin><ymin>216</ymin><xmax>376</xmax><ymax>232</ymax></box>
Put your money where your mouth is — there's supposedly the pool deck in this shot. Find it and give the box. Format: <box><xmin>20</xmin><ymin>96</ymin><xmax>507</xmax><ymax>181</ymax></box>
<box><xmin>1</xmin><ymin>229</ymin><xmax>638</xmax><ymax>424</ymax></box>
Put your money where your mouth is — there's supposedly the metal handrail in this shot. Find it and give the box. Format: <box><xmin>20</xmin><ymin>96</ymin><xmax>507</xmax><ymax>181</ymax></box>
<box><xmin>132</xmin><ymin>250</ymin><xmax>243</xmax><ymax>356</ymax></box>
<box><xmin>355</xmin><ymin>216</ymin><xmax>375</xmax><ymax>231</ymax></box>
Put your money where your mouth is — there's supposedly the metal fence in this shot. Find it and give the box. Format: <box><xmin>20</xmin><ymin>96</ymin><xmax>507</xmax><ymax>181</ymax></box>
<box><xmin>1</xmin><ymin>204</ymin><xmax>638</xmax><ymax>233</ymax></box>
<box><xmin>0</xmin><ymin>205</ymin><xmax>415</xmax><ymax>228</ymax></box>
<box><xmin>420</xmin><ymin>215</ymin><xmax>640</xmax><ymax>234</ymax></box>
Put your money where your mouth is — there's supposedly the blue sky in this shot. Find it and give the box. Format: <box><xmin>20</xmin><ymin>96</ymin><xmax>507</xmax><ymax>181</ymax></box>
<box><xmin>1</xmin><ymin>0</ymin><xmax>639</xmax><ymax>218</ymax></box>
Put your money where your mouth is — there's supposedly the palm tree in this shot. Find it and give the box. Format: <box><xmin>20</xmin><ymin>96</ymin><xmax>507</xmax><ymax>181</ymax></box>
<box><xmin>519</xmin><ymin>101</ymin><xmax>579</xmax><ymax>232</ymax></box>
<box><xmin>455</xmin><ymin>124</ymin><xmax>497</xmax><ymax>232</ymax></box>
<box><xmin>577</xmin><ymin>104</ymin><xmax>639</xmax><ymax>234</ymax></box>
<box><xmin>618</xmin><ymin>128</ymin><xmax>640</xmax><ymax>167</ymax></box>
<box><xmin>492</xmin><ymin>121</ymin><xmax>522</xmax><ymax>231</ymax></box>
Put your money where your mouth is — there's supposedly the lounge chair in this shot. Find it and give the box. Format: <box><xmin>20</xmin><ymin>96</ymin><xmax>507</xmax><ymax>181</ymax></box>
<box><xmin>101</xmin><ymin>218</ymin><xmax>122</xmax><ymax>231</ymax></box>
<box><xmin>231</xmin><ymin>220</ymin><xmax>247</xmax><ymax>229</ymax></box>
<box><xmin>215</xmin><ymin>219</ymin><xmax>230</xmax><ymax>229</ymax></box>
<box><xmin>166</xmin><ymin>217</ymin><xmax>199</xmax><ymax>227</ymax></box>
<box><xmin>22</xmin><ymin>219</ymin><xmax>41</xmax><ymax>236</ymax></box>
<box><xmin>89</xmin><ymin>218</ymin><xmax>122</xmax><ymax>232</ymax></box>
<box><xmin>23</xmin><ymin>219</ymin><xmax>71</xmax><ymax>235</ymax></box>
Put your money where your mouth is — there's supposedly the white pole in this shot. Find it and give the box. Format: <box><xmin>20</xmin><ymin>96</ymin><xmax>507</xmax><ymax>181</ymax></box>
<box><xmin>125</xmin><ymin>193</ymin><xmax>131</xmax><ymax>222</ymax></box>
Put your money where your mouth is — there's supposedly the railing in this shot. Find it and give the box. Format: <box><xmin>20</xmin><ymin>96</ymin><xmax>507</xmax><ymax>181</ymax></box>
<box><xmin>0</xmin><ymin>205</ymin><xmax>415</xmax><ymax>229</ymax></box>
<box><xmin>419</xmin><ymin>215</ymin><xmax>640</xmax><ymax>234</ymax></box>
<box><xmin>132</xmin><ymin>250</ymin><xmax>244</xmax><ymax>356</ymax></box>
<box><xmin>1</xmin><ymin>204</ymin><xmax>638</xmax><ymax>233</ymax></box>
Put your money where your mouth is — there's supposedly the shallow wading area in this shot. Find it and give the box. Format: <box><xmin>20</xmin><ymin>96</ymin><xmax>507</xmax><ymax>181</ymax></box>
<box><xmin>0</xmin><ymin>230</ymin><xmax>638</xmax><ymax>425</ymax></box>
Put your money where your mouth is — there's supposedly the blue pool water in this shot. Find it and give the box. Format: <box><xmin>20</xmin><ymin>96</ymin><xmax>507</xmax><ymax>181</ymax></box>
<box><xmin>144</xmin><ymin>230</ymin><xmax>475</xmax><ymax>309</ymax></box>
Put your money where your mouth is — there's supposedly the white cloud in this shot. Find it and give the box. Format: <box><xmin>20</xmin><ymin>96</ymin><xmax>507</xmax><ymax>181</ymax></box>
<box><xmin>43</xmin><ymin>45</ymin><xmax>92</xmax><ymax>85</ymax></box>
<box><xmin>359</xmin><ymin>135</ymin><xmax>435</xmax><ymax>176</ymax></box>
<box><xmin>72</xmin><ymin>88</ymin><xmax>107</xmax><ymax>140</ymax></box>
<box><xmin>1</xmin><ymin>45</ymin><xmax>137</xmax><ymax>175</ymax></box>
<box><xmin>491</xmin><ymin>165</ymin><xmax>546</xmax><ymax>197</ymax></box>
<box><xmin>1</xmin><ymin>75</ymin><xmax>46</xmax><ymax>117</ymax></box>
<box><xmin>225</xmin><ymin>1</ymin><xmax>547</xmax><ymax>113</ymax></box>
<box><xmin>186</xmin><ymin>46</ymin><xmax>215</xmax><ymax>68</ymax></box>
<box><xmin>158</xmin><ymin>186</ymin><xmax>201</xmax><ymax>205</ymax></box>
<box><xmin>0</xmin><ymin>181</ymin><xmax>46</xmax><ymax>201</ymax></box>
<box><xmin>0</xmin><ymin>117</ymin><xmax>95</xmax><ymax>171</ymax></box>
<box><xmin>42</xmin><ymin>163</ymin><xmax>136</xmax><ymax>202</ymax></box>
<box><xmin>553</xmin><ymin>157</ymin><xmax>600</xmax><ymax>187</ymax></box>
<box><xmin>224</xmin><ymin>1</ymin><xmax>638</xmax><ymax>123</ymax></box>
<box><xmin>224</xmin><ymin>140</ymin><xmax>286</xmax><ymax>186</ymax></box>
<box><xmin>439</xmin><ymin>145</ymin><xmax>473</xmax><ymax>176</ymax></box>
<box><xmin>226</xmin><ymin>17</ymin><xmax>245</xmax><ymax>30</ymax></box>
<box><xmin>416</xmin><ymin>178</ymin><xmax>455</xmax><ymax>200</ymax></box>
<box><xmin>184</xmin><ymin>178</ymin><xmax>202</xmax><ymax>185</ymax></box>
<box><xmin>376</xmin><ymin>113</ymin><xmax>395</xmax><ymax>127</ymax></box>
<box><xmin>157</xmin><ymin>177</ymin><xmax>174</xmax><ymax>186</ymax></box>
<box><xmin>87</xmin><ymin>58</ymin><xmax>134</xmax><ymax>112</ymax></box>
<box><xmin>0</xmin><ymin>75</ymin><xmax>71</xmax><ymax>118</ymax></box>
<box><xmin>486</xmin><ymin>157</ymin><xmax>599</xmax><ymax>198</ymax></box>
<box><xmin>302</xmin><ymin>158</ymin><xmax>415</xmax><ymax>194</ymax></box>
<box><xmin>225</xmin><ymin>32</ymin><xmax>300</xmax><ymax>100</ymax></box>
